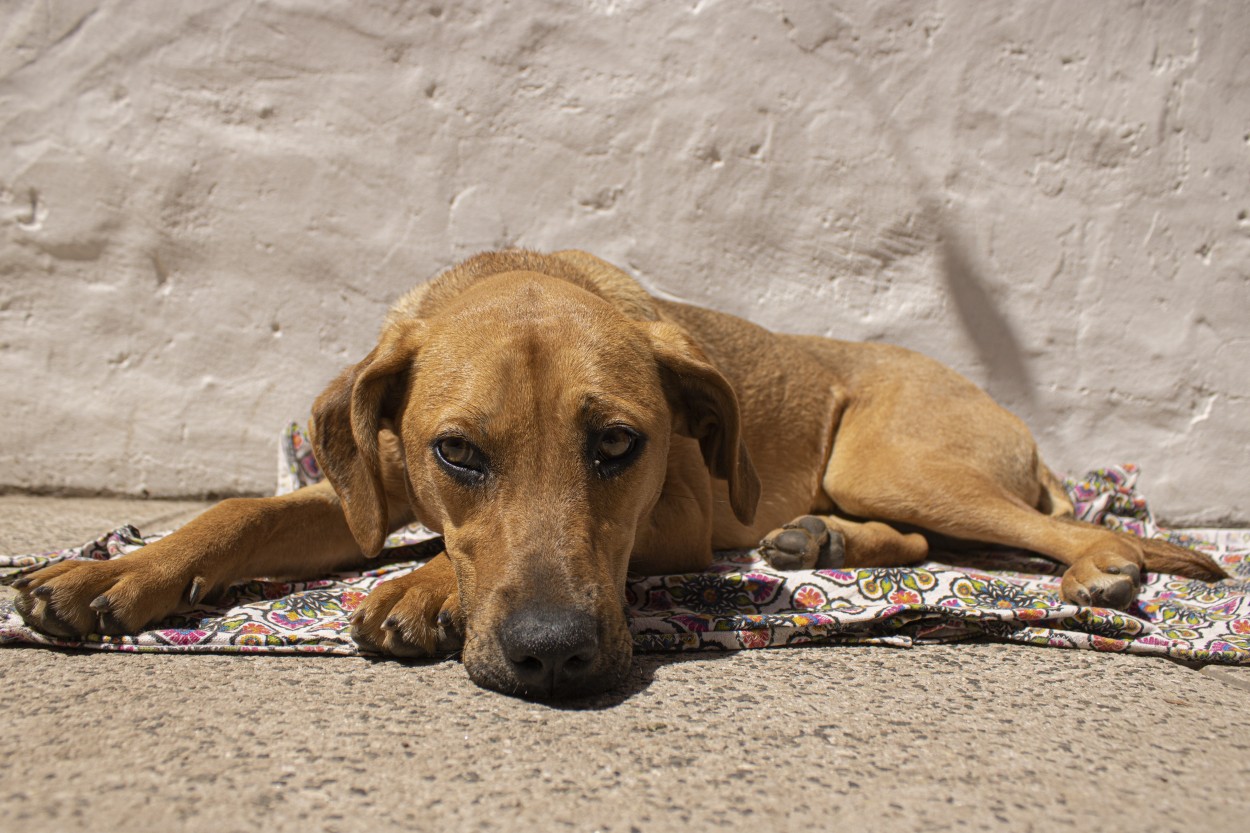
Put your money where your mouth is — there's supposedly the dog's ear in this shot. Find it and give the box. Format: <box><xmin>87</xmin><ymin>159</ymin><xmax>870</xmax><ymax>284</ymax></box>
<box><xmin>646</xmin><ymin>322</ymin><xmax>761</xmax><ymax>525</ymax></box>
<box><xmin>310</xmin><ymin>321</ymin><xmax>424</xmax><ymax>557</ymax></box>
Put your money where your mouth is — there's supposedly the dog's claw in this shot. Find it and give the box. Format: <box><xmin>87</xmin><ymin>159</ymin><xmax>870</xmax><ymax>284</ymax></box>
<box><xmin>186</xmin><ymin>576</ymin><xmax>206</xmax><ymax>607</ymax></box>
<box><xmin>12</xmin><ymin>576</ymin><xmax>30</xmax><ymax>589</ymax></box>
<box><xmin>86</xmin><ymin>593</ymin><xmax>138</xmax><ymax>633</ymax></box>
<box><xmin>98</xmin><ymin>609</ymin><xmax>129</xmax><ymax>634</ymax></box>
<box><xmin>33</xmin><ymin>585</ymin><xmax>53</xmax><ymax>599</ymax></box>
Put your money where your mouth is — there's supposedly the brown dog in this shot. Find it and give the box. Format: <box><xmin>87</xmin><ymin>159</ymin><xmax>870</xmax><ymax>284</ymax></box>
<box><xmin>14</xmin><ymin>250</ymin><xmax>1226</xmax><ymax>697</ymax></box>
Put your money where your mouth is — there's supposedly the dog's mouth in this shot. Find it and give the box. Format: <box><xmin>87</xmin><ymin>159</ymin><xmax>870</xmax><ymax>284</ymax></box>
<box><xmin>461</xmin><ymin>605</ymin><xmax>633</xmax><ymax>700</ymax></box>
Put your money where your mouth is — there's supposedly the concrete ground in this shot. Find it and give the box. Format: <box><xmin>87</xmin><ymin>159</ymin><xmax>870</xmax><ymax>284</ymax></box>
<box><xmin>1</xmin><ymin>495</ymin><xmax>1247</xmax><ymax>832</ymax></box>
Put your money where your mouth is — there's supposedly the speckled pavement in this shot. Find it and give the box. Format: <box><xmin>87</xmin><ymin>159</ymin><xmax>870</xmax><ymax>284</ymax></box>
<box><xmin>2</xmin><ymin>496</ymin><xmax>1247</xmax><ymax>832</ymax></box>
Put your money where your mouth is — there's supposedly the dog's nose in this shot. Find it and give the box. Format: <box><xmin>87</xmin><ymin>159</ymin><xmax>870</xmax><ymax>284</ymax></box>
<box><xmin>498</xmin><ymin>608</ymin><xmax>600</xmax><ymax>697</ymax></box>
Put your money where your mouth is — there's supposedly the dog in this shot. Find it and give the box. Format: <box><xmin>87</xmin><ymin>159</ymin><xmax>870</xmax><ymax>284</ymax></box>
<box><xmin>14</xmin><ymin>250</ymin><xmax>1227</xmax><ymax>698</ymax></box>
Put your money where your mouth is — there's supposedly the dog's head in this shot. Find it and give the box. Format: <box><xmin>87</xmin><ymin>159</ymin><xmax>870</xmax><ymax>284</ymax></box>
<box><xmin>311</xmin><ymin>268</ymin><xmax>757</xmax><ymax>698</ymax></box>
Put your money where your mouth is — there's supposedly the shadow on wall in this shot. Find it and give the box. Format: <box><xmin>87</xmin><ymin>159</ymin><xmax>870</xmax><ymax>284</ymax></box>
<box><xmin>815</xmin><ymin>10</ymin><xmax>1037</xmax><ymax>407</ymax></box>
<box><xmin>934</xmin><ymin>213</ymin><xmax>1036</xmax><ymax>407</ymax></box>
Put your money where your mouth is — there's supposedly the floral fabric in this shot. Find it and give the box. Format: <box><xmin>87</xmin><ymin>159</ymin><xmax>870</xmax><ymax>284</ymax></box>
<box><xmin>1</xmin><ymin>426</ymin><xmax>1247</xmax><ymax>664</ymax></box>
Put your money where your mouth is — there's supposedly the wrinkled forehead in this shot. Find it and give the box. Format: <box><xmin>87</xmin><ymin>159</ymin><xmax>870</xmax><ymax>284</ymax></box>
<box><xmin>411</xmin><ymin>276</ymin><xmax>666</xmax><ymax>431</ymax></box>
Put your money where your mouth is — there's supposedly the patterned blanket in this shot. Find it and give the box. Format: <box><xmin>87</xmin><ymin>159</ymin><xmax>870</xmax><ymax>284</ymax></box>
<box><xmin>2</xmin><ymin>425</ymin><xmax>1248</xmax><ymax>664</ymax></box>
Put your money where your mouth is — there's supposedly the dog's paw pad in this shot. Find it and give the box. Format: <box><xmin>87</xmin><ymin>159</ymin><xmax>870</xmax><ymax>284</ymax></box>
<box><xmin>760</xmin><ymin>516</ymin><xmax>844</xmax><ymax>570</ymax></box>
<box><xmin>1061</xmin><ymin>556</ymin><xmax>1143</xmax><ymax>610</ymax></box>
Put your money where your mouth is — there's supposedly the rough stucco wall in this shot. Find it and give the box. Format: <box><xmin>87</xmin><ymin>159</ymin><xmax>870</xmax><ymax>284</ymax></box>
<box><xmin>1</xmin><ymin>0</ymin><xmax>1247</xmax><ymax>522</ymax></box>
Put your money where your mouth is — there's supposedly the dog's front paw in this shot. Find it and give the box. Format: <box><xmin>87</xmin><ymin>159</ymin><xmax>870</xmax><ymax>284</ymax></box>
<box><xmin>1061</xmin><ymin>552</ymin><xmax>1144</xmax><ymax>610</ymax></box>
<box><xmin>352</xmin><ymin>556</ymin><xmax>463</xmax><ymax>658</ymax></box>
<box><xmin>760</xmin><ymin>515</ymin><xmax>845</xmax><ymax>570</ymax></box>
<box><xmin>13</xmin><ymin>555</ymin><xmax>189</xmax><ymax>638</ymax></box>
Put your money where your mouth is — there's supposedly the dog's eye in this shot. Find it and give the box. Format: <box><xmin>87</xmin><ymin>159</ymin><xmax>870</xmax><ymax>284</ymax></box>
<box><xmin>593</xmin><ymin>426</ymin><xmax>642</xmax><ymax>477</ymax></box>
<box><xmin>434</xmin><ymin>437</ymin><xmax>486</xmax><ymax>476</ymax></box>
<box><xmin>597</xmin><ymin>427</ymin><xmax>635</xmax><ymax>461</ymax></box>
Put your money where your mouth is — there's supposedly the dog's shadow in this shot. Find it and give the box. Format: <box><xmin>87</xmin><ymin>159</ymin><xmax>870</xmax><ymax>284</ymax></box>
<box><xmin>364</xmin><ymin>649</ymin><xmax>738</xmax><ymax>710</ymax></box>
<box><xmin>548</xmin><ymin>650</ymin><xmax>741</xmax><ymax>711</ymax></box>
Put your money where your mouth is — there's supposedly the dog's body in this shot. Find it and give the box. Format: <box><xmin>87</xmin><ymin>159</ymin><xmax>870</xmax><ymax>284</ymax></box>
<box><xmin>15</xmin><ymin>250</ymin><xmax>1225</xmax><ymax>697</ymax></box>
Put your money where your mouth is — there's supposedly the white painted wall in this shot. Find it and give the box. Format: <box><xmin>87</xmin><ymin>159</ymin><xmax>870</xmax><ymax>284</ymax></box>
<box><xmin>1</xmin><ymin>0</ymin><xmax>1247</xmax><ymax>522</ymax></box>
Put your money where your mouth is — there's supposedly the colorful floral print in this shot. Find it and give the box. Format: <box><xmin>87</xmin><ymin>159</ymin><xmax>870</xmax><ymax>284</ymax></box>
<box><xmin>1</xmin><ymin>434</ymin><xmax>1247</xmax><ymax>666</ymax></box>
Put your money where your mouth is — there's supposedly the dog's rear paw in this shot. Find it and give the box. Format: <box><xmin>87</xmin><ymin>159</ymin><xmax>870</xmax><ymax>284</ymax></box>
<box><xmin>760</xmin><ymin>515</ymin><xmax>845</xmax><ymax>570</ymax></box>
<box><xmin>13</xmin><ymin>557</ymin><xmax>187</xmax><ymax>638</ymax></box>
<box><xmin>1061</xmin><ymin>552</ymin><xmax>1143</xmax><ymax>610</ymax></box>
<box><xmin>352</xmin><ymin>563</ymin><xmax>463</xmax><ymax>658</ymax></box>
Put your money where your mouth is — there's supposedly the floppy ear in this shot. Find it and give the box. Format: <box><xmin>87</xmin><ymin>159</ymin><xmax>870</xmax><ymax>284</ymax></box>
<box><xmin>309</xmin><ymin>321</ymin><xmax>424</xmax><ymax>557</ymax></box>
<box><xmin>645</xmin><ymin>321</ymin><xmax>761</xmax><ymax>525</ymax></box>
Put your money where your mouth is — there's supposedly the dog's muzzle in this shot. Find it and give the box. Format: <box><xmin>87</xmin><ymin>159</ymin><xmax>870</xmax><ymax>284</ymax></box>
<box><xmin>466</xmin><ymin>604</ymin><xmax>630</xmax><ymax>699</ymax></box>
<box><xmin>499</xmin><ymin>608</ymin><xmax>599</xmax><ymax>693</ymax></box>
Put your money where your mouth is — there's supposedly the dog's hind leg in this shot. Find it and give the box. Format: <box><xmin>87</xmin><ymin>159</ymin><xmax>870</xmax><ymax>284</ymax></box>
<box><xmin>759</xmin><ymin>514</ymin><xmax>929</xmax><ymax>571</ymax></box>
<box><xmin>824</xmin><ymin>460</ymin><xmax>1224</xmax><ymax>609</ymax></box>
<box><xmin>1032</xmin><ymin>464</ymin><xmax>1226</xmax><ymax>586</ymax></box>
<box><xmin>784</xmin><ymin>339</ymin><xmax>1224</xmax><ymax>608</ymax></box>
<box><xmin>13</xmin><ymin>478</ymin><xmax>397</xmax><ymax>638</ymax></box>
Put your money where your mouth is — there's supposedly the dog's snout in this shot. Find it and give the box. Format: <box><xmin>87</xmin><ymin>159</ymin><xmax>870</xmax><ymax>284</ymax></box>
<box><xmin>499</xmin><ymin>608</ymin><xmax>600</xmax><ymax>698</ymax></box>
